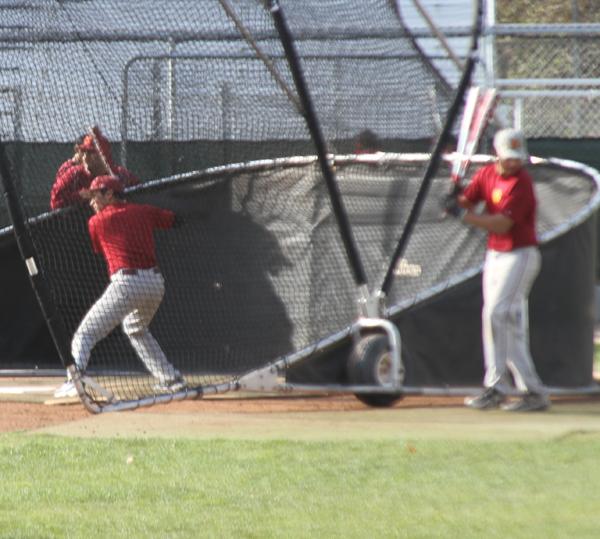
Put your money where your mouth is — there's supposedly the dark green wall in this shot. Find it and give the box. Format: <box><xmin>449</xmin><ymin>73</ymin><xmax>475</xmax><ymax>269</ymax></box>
<box><xmin>529</xmin><ymin>138</ymin><xmax>600</xmax><ymax>171</ymax></box>
<box><xmin>0</xmin><ymin>137</ymin><xmax>432</xmax><ymax>229</ymax></box>
<box><xmin>528</xmin><ymin>138</ymin><xmax>600</xmax><ymax>280</ymax></box>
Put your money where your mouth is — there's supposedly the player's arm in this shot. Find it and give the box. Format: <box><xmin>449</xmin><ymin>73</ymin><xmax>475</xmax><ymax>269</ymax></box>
<box><xmin>457</xmin><ymin>193</ymin><xmax>476</xmax><ymax>211</ymax></box>
<box><xmin>464</xmin><ymin>177</ymin><xmax>531</xmax><ymax>234</ymax></box>
<box><xmin>150</xmin><ymin>206</ymin><xmax>177</xmax><ymax>229</ymax></box>
<box><xmin>445</xmin><ymin>168</ymin><xmax>481</xmax><ymax>216</ymax></box>
<box><xmin>463</xmin><ymin>211</ymin><xmax>513</xmax><ymax>234</ymax></box>
<box><xmin>50</xmin><ymin>182</ymin><xmax>68</xmax><ymax>210</ymax></box>
<box><xmin>50</xmin><ymin>181</ymin><xmax>81</xmax><ymax>210</ymax></box>
<box><xmin>50</xmin><ymin>162</ymin><xmax>81</xmax><ymax>209</ymax></box>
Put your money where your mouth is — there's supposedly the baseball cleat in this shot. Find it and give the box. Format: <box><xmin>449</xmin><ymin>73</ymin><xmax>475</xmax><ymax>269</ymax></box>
<box><xmin>153</xmin><ymin>378</ymin><xmax>187</xmax><ymax>393</ymax></box>
<box><xmin>464</xmin><ymin>387</ymin><xmax>506</xmax><ymax>410</ymax></box>
<box><xmin>501</xmin><ymin>393</ymin><xmax>550</xmax><ymax>412</ymax></box>
<box><xmin>53</xmin><ymin>380</ymin><xmax>78</xmax><ymax>399</ymax></box>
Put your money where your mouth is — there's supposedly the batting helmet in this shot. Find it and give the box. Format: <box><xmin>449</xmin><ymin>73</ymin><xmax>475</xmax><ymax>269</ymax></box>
<box><xmin>88</xmin><ymin>175</ymin><xmax>123</xmax><ymax>193</ymax></box>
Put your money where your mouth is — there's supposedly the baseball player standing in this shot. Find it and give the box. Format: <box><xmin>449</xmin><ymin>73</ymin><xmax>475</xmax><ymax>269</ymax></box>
<box><xmin>54</xmin><ymin>175</ymin><xmax>185</xmax><ymax>398</ymax></box>
<box><xmin>50</xmin><ymin>126</ymin><xmax>139</xmax><ymax>210</ymax></box>
<box><xmin>447</xmin><ymin>128</ymin><xmax>549</xmax><ymax>412</ymax></box>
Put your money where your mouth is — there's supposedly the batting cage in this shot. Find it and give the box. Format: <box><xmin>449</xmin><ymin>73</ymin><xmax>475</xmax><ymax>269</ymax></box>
<box><xmin>0</xmin><ymin>1</ymin><xmax>599</xmax><ymax>412</ymax></box>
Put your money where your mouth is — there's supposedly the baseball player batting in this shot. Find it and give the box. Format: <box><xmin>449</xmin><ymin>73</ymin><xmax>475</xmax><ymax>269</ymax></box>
<box><xmin>50</xmin><ymin>126</ymin><xmax>139</xmax><ymax>210</ymax></box>
<box><xmin>54</xmin><ymin>175</ymin><xmax>185</xmax><ymax>398</ymax></box>
<box><xmin>446</xmin><ymin>128</ymin><xmax>549</xmax><ymax>412</ymax></box>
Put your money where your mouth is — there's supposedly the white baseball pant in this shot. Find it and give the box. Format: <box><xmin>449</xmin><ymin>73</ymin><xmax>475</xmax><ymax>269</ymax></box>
<box><xmin>71</xmin><ymin>268</ymin><xmax>181</xmax><ymax>384</ymax></box>
<box><xmin>482</xmin><ymin>246</ymin><xmax>545</xmax><ymax>394</ymax></box>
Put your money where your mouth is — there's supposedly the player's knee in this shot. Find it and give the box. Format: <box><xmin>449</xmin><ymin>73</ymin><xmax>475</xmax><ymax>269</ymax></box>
<box><xmin>507</xmin><ymin>305</ymin><xmax>524</xmax><ymax>327</ymax></box>
<box><xmin>487</xmin><ymin>304</ymin><xmax>523</xmax><ymax>329</ymax></box>
<box><xmin>486</xmin><ymin>304</ymin><xmax>509</xmax><ymax>327</ymax></box>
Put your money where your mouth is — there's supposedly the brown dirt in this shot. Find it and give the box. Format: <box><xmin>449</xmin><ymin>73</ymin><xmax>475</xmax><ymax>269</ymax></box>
<box><xmin>0</xmin><ymin>401</ymin><xmax>90</xmax><ymax>432</ymax></box>
<box><xmin>0</xmin><ymin>394</ymin><xmax>468</xmax><ymax>433</ymax></box>
<box><xmin>1</xmin><ymin>385</ymin><xmax>599</xmax><ymax>435</ymax></box>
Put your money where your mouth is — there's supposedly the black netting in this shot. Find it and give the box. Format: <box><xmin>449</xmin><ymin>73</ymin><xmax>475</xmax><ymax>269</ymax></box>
<box><xmin>13</xmin><ymin>153</ymin><xmax>598</xmax><ymax>403</ymax></box>
<box><xmin>0</xmin><ymin>0</ymin><xmax>485</xmax><ymax>408</ymax></box>
<box><xmin>2</xmin><ymin>2</ymin><xmax>600</xmax><ymax>409</ymax></box>
<box><xmin>0</xmin><ymin>0</ymin><xmax>452</xmax><ymax>226</ymax></box>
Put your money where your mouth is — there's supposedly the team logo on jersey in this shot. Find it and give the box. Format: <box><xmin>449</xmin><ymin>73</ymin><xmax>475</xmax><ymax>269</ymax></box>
<box><xmin>492</xmin><ymin>188</ymin><xmax>503</xmax><ymax>204</ymax></box>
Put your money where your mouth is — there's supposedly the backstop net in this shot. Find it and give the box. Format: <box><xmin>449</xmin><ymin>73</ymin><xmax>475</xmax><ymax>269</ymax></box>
<box><xmin>0</xmin><ymin>0</ymin><xmax>494</xmax><ymax>410</ymax></box>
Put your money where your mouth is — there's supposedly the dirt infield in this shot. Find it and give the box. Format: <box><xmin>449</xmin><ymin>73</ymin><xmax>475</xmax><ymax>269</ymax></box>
<box><xmin>0</xmin><ymin>391</ymin><xmax>464</xmax><ymax>433</ymax></box>
<box><xmin>0</xmin><ymin>401</ymin><xmax>89</xmax><ymax>432</ymax></box>
<box><xmin>3</xmin><ymin>377</ymin><xmax>600</xmax><ymax>440</ymax></box>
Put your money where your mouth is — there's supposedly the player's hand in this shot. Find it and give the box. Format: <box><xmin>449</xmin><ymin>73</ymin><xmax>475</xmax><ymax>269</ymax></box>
<box><xmin>444</xmin><ymin>197</ymin><xmax>466</xmax><ymax>219</ymax></box>
<box><xmin>441</xmin><ymin>187</ymin><xmax>466</xmax><ymax>219</ymax></box>
<box><xmin>172</xmin><ymin>214</ymin><xmax>185</xmax><ymax>228</ymax></box>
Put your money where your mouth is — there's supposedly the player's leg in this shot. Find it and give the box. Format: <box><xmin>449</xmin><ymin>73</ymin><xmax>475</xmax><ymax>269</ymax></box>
<box><xmin>498</xmin><ymin>247</ymin><xmax>542</xmax><ymax>390</ymax></box>
<box><xmin>501</xmin><ymin>248</ymin><xmax>549</xmax><ymax>411</ymax></box>
<box><xmin>121</xmin><ymin>270</ymin><xmax>183</xmax><ymax>387</ymax></box>
<box><xmin>465</xmin><ymin>250</ymin><xmax>510</xmax><ymax>409</ymax></box>
<box><xmin>72</xmin><ymin>276</ymin><xmax>139</xmax><ymax>371</ymax></box>
<box><xmin>55</xmin><ymin>276</ymin><xmax>139</xmax><ymax>398</ymax></box>
<box><xmin>505</xmin><ymin>298</ymin><xmax>544</xmax><ymax>394</ymax></box>
<box><xmin>481</xmin><ymin>250</ymin><xmax>513</xmax><ymax>392</ymax></box>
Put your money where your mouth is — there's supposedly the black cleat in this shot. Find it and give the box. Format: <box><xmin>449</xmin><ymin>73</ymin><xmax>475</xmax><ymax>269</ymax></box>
<box><xmin>464</xmin><ymin>387</ymin><xmax>506</xmax><ymax>410</ymax></box>
<box><xmin>501</xmin><ymin>393</ymin><xmax>550</xmax><ymax>412</ymax></box>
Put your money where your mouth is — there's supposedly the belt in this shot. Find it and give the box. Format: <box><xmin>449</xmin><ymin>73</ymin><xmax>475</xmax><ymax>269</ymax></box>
<box><xmin>120</xmin><ymin>267</ymin><xmax>160</xmax><ymax>276</ymax></box>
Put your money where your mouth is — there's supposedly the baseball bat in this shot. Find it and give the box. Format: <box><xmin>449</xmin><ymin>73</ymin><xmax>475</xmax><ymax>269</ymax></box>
<box><xmin>450</xmin><ymin>87</ymin><xmax>498</xmax><ymax>189</ymax></box>
<box><xmin>451</xmin><ymin>86</ymin><xmax>479</xmax><ymax>184</ymax></box>
<box><xmin>87</xmin><ymin>125</ymin><xmax>116</xmax><ymax>178</ymax></box>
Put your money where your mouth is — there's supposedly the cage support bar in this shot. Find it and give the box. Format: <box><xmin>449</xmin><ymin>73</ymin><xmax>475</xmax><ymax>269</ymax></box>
<box><xmin>411</xmin><ymin>0</ymin><xmax>464</xmax><ymax>70</ymax></box>
<box><xmin>269</xmin><ymin>0</ymin><xmax>368</xmax><ymax>286</ymax></box>
<box><xmin>380</xmin><ymin>0</ymin><xmax>483</xmax><ymax>296</ymax></box>
<box><xmin>0</xmin><ymin>143</ymin><xmax>73</xmax><ymax>368</ymax></box>
<box><xmin>217</xmin><ymin>0</ymin><xmax>302</xmax><ymax>115</ymax></box>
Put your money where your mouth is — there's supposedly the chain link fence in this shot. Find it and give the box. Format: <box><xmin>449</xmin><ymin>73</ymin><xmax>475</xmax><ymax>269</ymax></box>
<box><xmin>486</xmin><ymin>24</ymin><xmax>600</xmax><ymax>138</ymax></box>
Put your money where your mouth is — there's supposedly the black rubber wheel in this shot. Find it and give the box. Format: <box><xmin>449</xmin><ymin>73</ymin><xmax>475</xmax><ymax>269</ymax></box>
<box><xmin>347</xmin><ymin>334</ymin><xmax>404</xmax><ymax>408</ymax></box>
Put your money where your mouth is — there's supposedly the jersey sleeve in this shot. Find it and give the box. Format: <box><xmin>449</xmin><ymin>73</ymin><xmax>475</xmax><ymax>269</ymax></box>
<box><xmin>148</xmin><ymin>205</ymin><xmax>175</xmax><ymax>229</ymax></box>
<box><xmin>50</xmin><ymin>161</ymin><xmax>89</xmax><ymax>209</ymax></box>
<box><xmin>462</xmin><ymin>167</ymin><xmax>483</xmax><ymax>203</ymax></box>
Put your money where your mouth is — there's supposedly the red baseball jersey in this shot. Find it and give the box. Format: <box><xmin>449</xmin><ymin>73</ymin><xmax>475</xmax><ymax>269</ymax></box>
<box><xmin>463</xmin><ymin>163</ymin><xmax>537</xmax><ymax>251</ymax></box>
<box><xmin>50</xmin><ymin>159</ymin><xmax>93</xmax><ymax>209</ymax></box>
<box><xmin>50</xmin><ymin>162</ymin><xmax>140</xmax><ymax>210</ymax></box>
<box><xmin>88</xmin><ymin>202</ymin><xmax>175</xmax><ymax>276</ymax></box>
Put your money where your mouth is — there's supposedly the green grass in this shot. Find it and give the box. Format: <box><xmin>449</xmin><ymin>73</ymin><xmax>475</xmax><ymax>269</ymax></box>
<box><xmin>2</xmin><ymin>435</ymin><xmax>600</xmax><ymax>538</ymax></box>
<box><xmin>595</xmin><ymin>342</ymin><xmax>600</xmax><ymax>374</ymax></box>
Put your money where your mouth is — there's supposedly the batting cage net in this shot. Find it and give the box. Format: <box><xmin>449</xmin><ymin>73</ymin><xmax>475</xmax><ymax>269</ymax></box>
<box><xmin>0</xmin><ymin>0</ymin><xmax>463</xmax><ymax>410</ymax></box>
<box><xmin>2</xmin><ymin>1</ymin><xmax>598</xmax><ymax>411</ymax></box>
<box><xmin>0</xmin><ymin>0</ymin><xmax>454</xmax><ymax>232</ymax></box>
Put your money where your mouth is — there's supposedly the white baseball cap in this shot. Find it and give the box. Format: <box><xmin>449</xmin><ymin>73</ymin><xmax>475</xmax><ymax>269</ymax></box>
<box><xmin>493</xmin><ymin>128</ymin><xmax>528</xmax><ymax>161</ymax></box>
